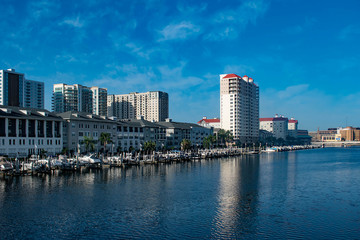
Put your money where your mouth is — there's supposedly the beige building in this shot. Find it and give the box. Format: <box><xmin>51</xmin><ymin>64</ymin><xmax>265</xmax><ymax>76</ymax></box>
<box><xmin>260</xmin><ymin>115</ymin><xmax>288</xmax><ymax>140</ymax></box>
<box><xmin>220</xmin><ymin>74</ymin><xmax>259</xmax><ymax>143</ymax></box>
<box><xmin>107</xmin><ymin>91</ymin><xmax>169</xmax><ymax>122</ymax></box>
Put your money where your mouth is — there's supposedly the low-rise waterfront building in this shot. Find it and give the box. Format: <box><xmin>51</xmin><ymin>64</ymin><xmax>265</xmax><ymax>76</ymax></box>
<box><xmin>57</xmin><ymin>111</ymin><xmax>116</xmax><ymax>154</ymax></box>
<box><xmin>260</xmin><ymin>115</ymin><xmax>288</xmax><ymax>140</ymax></box>
<box><xmin>0</xmin><ymin>106</ymin><xmax>63</xmax><ymax>157</ymax></box>
<box><xmin>288</xmin><ymin>118</ymin><xmax>298</xmax><ymax>138</ymax></box>
<box><xmin>158</xmin><ymin>119</ymin><xmax>213</xmax><ymax>149</ymax></box>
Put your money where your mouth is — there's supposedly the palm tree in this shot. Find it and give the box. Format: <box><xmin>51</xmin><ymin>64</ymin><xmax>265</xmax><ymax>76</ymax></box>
<box><xmin>83</xmin><ymin>136</ymin><xmax>95</xmax><ymax>153</ymax></box>
<box><xmin>181</xmin><ymin>139</ymin><xmax>191</xmax><ymax>151</ymax></box>
<box><xmin>217</xmin><ymin>130</ymin><xmax>234</xmax><ymax>147</ymax></box>
<box><xmin>143</xmin><ymin>141</ymin><xmax>156</xmax><ymax>154</ymax></box>
<box><xmin>203</xmin><ymin>135</ymin><xmax>216</xmax><ymax>149</ymax></box>
<box><xmin>99</xmin><ymin>132</ymin><xmax>112</xmax><ymax>153</ymax></box>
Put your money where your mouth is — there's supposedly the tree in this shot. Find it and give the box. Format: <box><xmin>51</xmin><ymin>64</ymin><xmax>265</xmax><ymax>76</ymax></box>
<box><xmin>143</xmin><ymin>141</ymin><xmax>156</xmax><ymax>153</ymax></box>
<box><xmin>217</xmin><ymin>129</ymin><xmax>234</xmax><ymax>147</ymax></box>
<box><xmin>99</xmin><ymin>132</ymin><xmax>112</xmax><ymax>153</ymax></box>
<box><xmin>203</xmin><ymin>135</ymin><xmax>216</xmax><ymax>149</ymax></box>
<box><xmin>181</xmin><ymin>139</ymin><xmax>191</xmax><ymax>151</ymax></box>
<box><xmin>83</xmin><ymin>136</ymin><xmax>95</xmax><ymax>153</ymax></box>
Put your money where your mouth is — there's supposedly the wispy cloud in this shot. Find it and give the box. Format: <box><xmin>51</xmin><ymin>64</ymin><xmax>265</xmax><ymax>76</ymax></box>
<box><xmin>205</xmin><ymin>0</ymin><xmax>269</xmax><ymax>41</ymax></box>
<box><xmin>28</xmin><ymin>0</ymin><xmax>61</xmax><ymax>20</ymax></box>
<box><xmin>284</xmin><ymin>17</ymin><xmax>316</xmax><ymax>34</ymax></box>
<box><xmin>60</xmin><ymin>16</ymin><xmax>85</xmax><ymax>28</ymax></box>
<box><xmin>158</xmin><ymin>21</ymin><xmax>201</xmax><ymax>41</ymax></box>
<box><xmin>277</xmin><ymin>84</ymin><xmax>309</xmax><ymax>99</ymax></box>
<box><xmin>339</xmin><ymin>25</ymin><xmax>360</xmax><ymax>40</ymax></box>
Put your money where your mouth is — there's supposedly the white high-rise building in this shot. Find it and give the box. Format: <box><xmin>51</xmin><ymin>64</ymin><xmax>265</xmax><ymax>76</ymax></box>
<box><xmin>220</xmin><ymin>74</ymin><xmax>259</xmax><ymax>143</ymax></box>
<box><xmin>52</xmin><ymin>84</ymin><xmax>107</xmax><ymax>116</ymax></box>
<box><xmin>0</xmin><ymin>69</ymin><xmax>44</xmax><ymax>109</ymax></box>
<box><xmin>91</xmin><ymin>87</ymin><xmax>108</xmax><ymax>116</ymax></box>
<box><xmin>107</xmin><ymin>91</ymin><xmax>169</xmax><ymax>122</ymax></box>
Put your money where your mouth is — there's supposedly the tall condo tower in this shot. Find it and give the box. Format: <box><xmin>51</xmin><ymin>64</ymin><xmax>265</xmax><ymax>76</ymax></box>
<box><xmin>52</xmin><ymin>84</ymin><xmax>107</xmax><ymax>116</ymax></box>
<box><xmin>220</xmin><ymin>74</ymin><xmax>259</xmax><ymax>143</ymax></box>
<box><xmin>107</xmin><ymin>91</ymin><xmax>169</xmax><ymax>122</ymax></box>
<box><xmin>0</xmin><ymin>69</ymin><xmax>44</xmax><ymax>109</ymax></box>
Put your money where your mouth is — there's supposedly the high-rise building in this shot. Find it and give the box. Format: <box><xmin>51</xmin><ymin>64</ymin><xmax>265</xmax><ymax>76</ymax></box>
<box><xmin>0</xmin><ymin>69</ymin><xmax>44</xmax><ymax>109</ymax></box>
<box><xmin>107</xmin><ymin>91</ymin><xmax>169</xmax><ymax>122</ymax></box>
<box><xmin>91</xmin><ymin>87</ymin><xmax>108</xmax><ymax>116</ymax></box>
<box><xmin>52</xmin><ymin>84</ymin><xmax>107</xmax><ymax>116</ymax></box>
<box><xmin>220</xmin><ymin>74</ymin><xmax>259</xmax><ymax>143</ymax></box>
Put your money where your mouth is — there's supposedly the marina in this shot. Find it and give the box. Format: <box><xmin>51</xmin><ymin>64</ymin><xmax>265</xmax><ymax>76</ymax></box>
<box><xmin>0</xmin><ymin>145</ymin><xmax>319</xmax><ymax>177</ymax></box>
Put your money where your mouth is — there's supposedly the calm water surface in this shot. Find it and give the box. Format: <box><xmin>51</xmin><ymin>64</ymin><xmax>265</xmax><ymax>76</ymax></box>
<box><xmin>1</xmin><ymin>147</ymin><xmax>360</xmax><ymax>239</ymax></box>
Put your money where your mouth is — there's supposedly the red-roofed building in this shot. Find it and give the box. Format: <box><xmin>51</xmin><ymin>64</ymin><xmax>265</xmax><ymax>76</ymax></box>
<box><xmin>197</xmin><ymin>117</ymin><xmax>221</xmax><ymax>129</ymax></box>
<box><xmin>288</xmin><ymin>118</ymin><xmax>298</xmax><ymax>138</ymax></box>
<box><xmin>260</xmin><ymin>115</ymin><xmax>288</xmax><ymax>139</ymax></box>
<box><xmin>220</xmin><ymin>73</ymin><xmax>259</xmax><ymax>143</ymax></box>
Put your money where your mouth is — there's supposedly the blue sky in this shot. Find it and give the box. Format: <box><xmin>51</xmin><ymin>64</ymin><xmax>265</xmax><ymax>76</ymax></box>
<box><xmin>1</xmin><ymin>0</ymin><xmax>360</xmax><ymax>131</ymax></box>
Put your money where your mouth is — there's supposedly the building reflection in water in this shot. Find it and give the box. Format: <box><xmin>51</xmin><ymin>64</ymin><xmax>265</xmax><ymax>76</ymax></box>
<box><xmin>212</xmin><ymin>155</ymin><xmax>260</xmax><ymax>238</ymax></box>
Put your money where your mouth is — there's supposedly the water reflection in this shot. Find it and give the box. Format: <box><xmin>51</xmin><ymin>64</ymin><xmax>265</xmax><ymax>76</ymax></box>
<box><xmin>212</xmin><ymin>155</ymin><xmax>260</xmax><ymax>238</ymax></box>
<box><xmin>1</xmin><ymin>149</ymin><xmax>360</xmax><ymax>239</ymax></box>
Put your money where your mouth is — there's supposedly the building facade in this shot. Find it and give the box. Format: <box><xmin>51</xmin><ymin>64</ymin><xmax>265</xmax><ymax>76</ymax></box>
<box><xmin>288</xmin><ymin>118</ymin><xmax>298</xmax><ymax>138</ymax></box>
<box><xmin>0</xmin><ymin>106</ymin><xmax>63</xmax><ymax>157</ymax></box>
<box><xmin>220</xmin><ymin>74</ymin><xmax>259</xmax><ymax>143</ymax></box>
<box><xmin>0</xmin><ymin>69</ymin><xmax>44</xmax><ymax>109</ymax></box>
<box><xmin>260</xmin><ymin>116</ymin><xmax>289</xmax><ymax>140</ymax></box>
<box><xmin>107</xmin><ymin>91</ymin><xmax>169</xmax><ymax>122</ymax></box>
<box><xmin>52</xmin><ymin>84</ymin><xmax>107</xmax><ymax>116</ymax></box>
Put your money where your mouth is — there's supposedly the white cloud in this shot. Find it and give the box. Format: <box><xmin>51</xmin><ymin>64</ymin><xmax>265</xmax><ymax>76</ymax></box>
<box><xmin>339</xmin><ymin>25</ymin><xmax>360</xmax><ymax>40</ymax></box>
<box><xmin>158</xmin><ymin>21</ymin><xmax>201</xmax><ymax>41</ymax></box>
<box><xmin>60</xmin><ymin>16</ymin><xmax>85</xmax><ymax>28</ymax></box>
<box><xmin>28</xmin><ymin>0</ymin><xmax>60</xmax><ymax>20</ymax></box>
<box><xmin>205</xmin><ymin>0</ymin><xmax>269</xmax><ymax>41</ymax></box>
<box><xmin>277</xmin><ymin>84</ymin><xmax>309</xmax><ymax>99</ymax></box>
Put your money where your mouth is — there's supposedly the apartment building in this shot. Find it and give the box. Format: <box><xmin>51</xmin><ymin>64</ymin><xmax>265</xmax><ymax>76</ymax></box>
<box><xmin>157</xmin><ymin>119</ymin><xmax>213</xmax><ymax>149</ymax></box>
<box><xmin>220</xmin><ymin>74</ymin><xmax>259</xmax><ymax>143</ymax></box>
<box><xmin>288</xmin><ymin>118</ymin><xmax>298</xmax><ymax>138</ymax></box>
<box><xmin>107</xmin><ymin>91</ymin><xmax>169</xmax><ymax>122</ymax></box>
<box><xmin>0</xmin><ymin>106</ymin><xmax>63</xmax><ymax>157</ymax></box>
<box><xmin>0</xmin><ymin>69</ymin><xmax>44</xmax><ymax>109</ymax></box>
<box><xmin>260</xmin><ymin>115</ymin><xmax>288</xmax><ymax>140</ymax></box>
<box><xmin>52</xmin><ymin>84</ymin><xmax>107</xmax><ymax>116</ymax></box>
<box><xmin>57</xmin><ymin>111</ymin><xmax>116</xmax><ymax>153</ymax></box>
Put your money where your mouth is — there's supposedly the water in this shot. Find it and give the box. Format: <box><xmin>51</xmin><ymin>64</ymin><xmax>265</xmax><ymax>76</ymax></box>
<box><xmin>1</xmin><ymin>147</ymin><xmax>360</xmax><ymax>239</ymax></box>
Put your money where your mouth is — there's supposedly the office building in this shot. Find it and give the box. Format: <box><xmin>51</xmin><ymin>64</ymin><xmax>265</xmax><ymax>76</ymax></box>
<box><xmin>0</xmin><ymin>69</ymin><xmax>44</xmax><ymax>109</ymax></box>
<box><xmin>220</xmin><ymin>74</ymin><xmax>259</xmax><ymax>143</ymax></box>
<box><xmin>107</xmin><ymin>91</ymin><xmax>169</xmax><ymax>122</ymax></box>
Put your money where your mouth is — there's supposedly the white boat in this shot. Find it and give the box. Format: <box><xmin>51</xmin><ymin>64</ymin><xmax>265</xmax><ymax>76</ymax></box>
<box><xmin>78</xmin><ymin>154</ymin><xmax>101</xmax><ymax>164</ymax></box>
<box><xmin>0</xmin><ymin>161</ymin><xmax>13</xmax><ymax>172</ymax></box>
<box><xmin>264</xmin><ymin>147</ymin><xmax>277</xmax><ymax>152</ymax></box>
